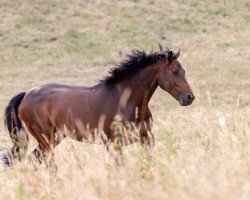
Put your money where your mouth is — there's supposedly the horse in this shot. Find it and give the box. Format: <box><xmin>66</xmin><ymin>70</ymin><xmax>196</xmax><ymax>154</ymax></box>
<box><xmin>2</xmin><ymin>46</ymin><xmax>194</xmax><ymax>167</ymax></box>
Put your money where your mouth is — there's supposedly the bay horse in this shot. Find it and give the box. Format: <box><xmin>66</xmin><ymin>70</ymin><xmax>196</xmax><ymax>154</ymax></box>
<box><xmin>2</xmin><ymin>46</ymin><xmax>194</xmax><ymax>167</ymax></box>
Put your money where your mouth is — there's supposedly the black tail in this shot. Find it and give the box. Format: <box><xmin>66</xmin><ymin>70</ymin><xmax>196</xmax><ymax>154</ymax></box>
<box><xmin>1</xmin><ymin>92</ymin><xmax>28</xmax><ymax>166</ymax></box>
<box><xmin>4</xmin><ymin>92</ymin><xmax>26</xmax><ymax>134</ymax></box>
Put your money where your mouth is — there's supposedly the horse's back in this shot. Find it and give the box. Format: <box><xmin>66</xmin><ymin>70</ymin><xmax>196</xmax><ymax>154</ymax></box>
<box><xmin>27</xmin><ymin>82</ymin><xmax>90</xmax><ymax>95</ymax></box>
<box><xmin>19</xmin><ymin>82</ymin><xmax>90</xmax><ymax>114</ymax></box>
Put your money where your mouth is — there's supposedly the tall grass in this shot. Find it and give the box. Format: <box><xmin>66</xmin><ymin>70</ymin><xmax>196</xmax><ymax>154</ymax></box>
<box><xmin>0</xmin><ymin>107</ymin><xmax>249</xmax><ymax>200</ymax></box>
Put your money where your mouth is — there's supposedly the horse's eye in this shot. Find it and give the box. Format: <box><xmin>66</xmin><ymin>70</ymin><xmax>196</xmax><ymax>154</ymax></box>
<box><xmin>173</xmin><ymin>70</ymin><xmax>179</xmax><ymax>75</ymax></box>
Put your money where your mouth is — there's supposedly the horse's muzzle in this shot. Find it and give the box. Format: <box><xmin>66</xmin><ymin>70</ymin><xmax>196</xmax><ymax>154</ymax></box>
<box><xmin>179</xmin><ymin>93</ymin><xmax>195</xmax><ymax>106</ymax></box>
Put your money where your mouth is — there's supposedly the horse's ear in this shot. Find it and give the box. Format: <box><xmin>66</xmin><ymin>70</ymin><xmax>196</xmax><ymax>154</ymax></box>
<box><xmin>158</xmin><ymin>43</ymin><xmax>163</xmax><ymax>51</ymax></box>
<box><xmin>173</xmin><ymin>49</ymin><xmax>180</xmax><ymax>60</ymax></box>
<box><xmin>168</xmin><ymin>51</ymin><xmax>174</xmax><ymax>62</ymax></box>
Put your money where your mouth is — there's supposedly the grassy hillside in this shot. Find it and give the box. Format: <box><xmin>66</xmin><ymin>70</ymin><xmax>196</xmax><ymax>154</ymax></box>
<box><xmin>0</xmin><ymin>0</ymin><xmax>249</xmax><ymax>199</ymax></box>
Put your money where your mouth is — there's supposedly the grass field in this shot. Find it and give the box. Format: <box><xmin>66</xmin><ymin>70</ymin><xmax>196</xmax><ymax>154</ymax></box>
<box><xmin>0</xmin><ymin>0</ymin><xmax>250</xmax><ymax>199</ymax></box>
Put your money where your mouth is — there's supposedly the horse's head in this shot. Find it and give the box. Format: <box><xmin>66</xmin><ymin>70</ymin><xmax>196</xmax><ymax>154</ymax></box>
<box><xmin>157</xmin><ymin>49</ymin><xmax>195</xmax><ymax>106</ymax></box>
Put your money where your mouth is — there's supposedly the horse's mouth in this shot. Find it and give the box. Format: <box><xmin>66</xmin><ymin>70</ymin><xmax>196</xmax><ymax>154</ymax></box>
<box><xmin>179</xmin><ymin>94</ymin><xmax>195</xmax><ymax>106</ymax></box>
<box><xmin>179</xmin><ymin>99</ymin><xmax>192</xmax><ymax>106</ymax></box>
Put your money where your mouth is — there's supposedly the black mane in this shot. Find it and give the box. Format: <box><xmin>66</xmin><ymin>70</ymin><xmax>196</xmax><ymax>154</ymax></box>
<box><xmin>101</xmin><ymin>49</ymin><xmax>171</xmax><ymax>85</ymax></box>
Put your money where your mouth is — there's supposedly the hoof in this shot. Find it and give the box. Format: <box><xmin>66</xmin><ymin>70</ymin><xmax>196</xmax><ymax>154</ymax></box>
<box><xmin>0</xmin><ymin>149</ymin><xmax>13</xmax><ymax>167</ymax></box>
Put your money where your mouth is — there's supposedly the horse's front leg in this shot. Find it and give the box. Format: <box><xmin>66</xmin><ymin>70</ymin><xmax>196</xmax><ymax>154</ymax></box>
<box><xmin>105</xmin><ymin>141</ymin><xmax>124</xmax><ymax>166</ymax></box>
<box><xmin>103</xmin><ymin>132</ymin><xmax>124</xmax><ymax>166</ymax></box>
<box><xmin>139</xmin><ymin>121</ymin><xmax>155</xmax><ymax>156</ymax></box>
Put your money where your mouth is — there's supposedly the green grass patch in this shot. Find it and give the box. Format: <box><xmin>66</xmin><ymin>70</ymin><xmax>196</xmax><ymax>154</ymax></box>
<box><xmin>63</xmin><ymin>29</ymin><xmax>104</xmax><ymax>58</ymax></box>
<box><xmin>21</xmin><ymin>15</ymin><xmax>47</xmax><ymax>26</ymax></box>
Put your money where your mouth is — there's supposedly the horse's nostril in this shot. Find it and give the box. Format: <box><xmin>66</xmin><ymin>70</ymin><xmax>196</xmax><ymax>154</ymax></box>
<box><xmin>187</xmin><ymin>94</ymin><xmax>192</xmax><ymax>100</ymax></box>
<box><xmin>186</xmin><ymin>94</ymin><xmax>195</xmax><ymax>102</ymax></box>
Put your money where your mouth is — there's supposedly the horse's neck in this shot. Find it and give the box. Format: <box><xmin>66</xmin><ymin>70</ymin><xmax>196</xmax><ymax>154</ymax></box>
<box><xmin>132</xmin><ymin>63</ymin><xmax>159</xmax><ymax>104</ymax></box>
<box><xmin>136</xmin><ymin>80</ymin><xmax>158</xmax><ymax>122</ymax></box>
<box><xmin>119</xmin><ymin>64</ymin><xmax>160</xmax><ymax>121</ymax></box>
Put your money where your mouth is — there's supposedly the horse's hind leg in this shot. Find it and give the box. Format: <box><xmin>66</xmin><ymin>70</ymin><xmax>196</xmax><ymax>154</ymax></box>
<box><xmin>27</xmin><ymin>126</ymin><xmax>64</xmax><ymax>172</ymax></box>
<box><xmin>29</xmin><ymin>145</ymin><xmax>56</xmax><ymax>172</ymax></box>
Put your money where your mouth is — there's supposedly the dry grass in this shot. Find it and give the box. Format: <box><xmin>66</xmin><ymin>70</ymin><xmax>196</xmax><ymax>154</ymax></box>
<box><xmin>0</xmin><ymin>0</ymin><xmax>249</xmax><ymax>199</ymax></box>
